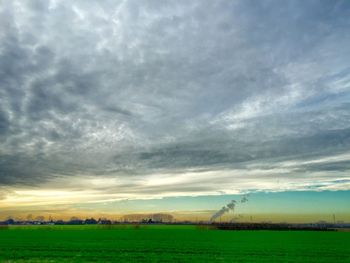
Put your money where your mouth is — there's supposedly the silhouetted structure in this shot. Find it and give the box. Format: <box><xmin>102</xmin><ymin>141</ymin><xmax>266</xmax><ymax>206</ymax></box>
<box><xmin>84</xmin><ymin>218</ymin><xmax>97</xmax><ymax>224</ymax></box>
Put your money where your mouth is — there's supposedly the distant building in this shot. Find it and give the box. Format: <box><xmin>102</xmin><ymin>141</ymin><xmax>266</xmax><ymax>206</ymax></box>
<box><xmin>121</xmin><ymin>213</ymin><xmax>174</xmax><ymax>223</ymax></box>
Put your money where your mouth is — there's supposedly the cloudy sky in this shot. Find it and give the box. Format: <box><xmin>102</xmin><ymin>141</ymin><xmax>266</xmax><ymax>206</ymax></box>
<box><xmin>0</xmin><ymin>0</ymin><xmax>350</xmax><ymax>221</ymax></box>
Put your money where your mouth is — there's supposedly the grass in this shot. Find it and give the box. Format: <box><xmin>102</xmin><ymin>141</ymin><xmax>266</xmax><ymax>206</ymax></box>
<box><xmin>0</xmin><ymin>225</ymin><xmax>349</xmax><ymax>262</ymax></box>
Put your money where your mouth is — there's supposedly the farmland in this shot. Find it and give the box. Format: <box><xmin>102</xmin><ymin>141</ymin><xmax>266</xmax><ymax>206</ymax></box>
<box><xmin>0</xmin><ymin>225</ymin><xmax>349</xmax><ymax>262</ymax></box>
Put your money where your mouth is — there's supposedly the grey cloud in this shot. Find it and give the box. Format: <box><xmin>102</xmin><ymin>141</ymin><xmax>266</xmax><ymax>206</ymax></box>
<box><xmin>0</xmin><ymin>108</ymin><xmax>10</xmax><ymax>136</ymax></box>
<box><xmin>0</xmin><ymin>0</ymin><xmax>350</xmax><ymax>194</ymax></box>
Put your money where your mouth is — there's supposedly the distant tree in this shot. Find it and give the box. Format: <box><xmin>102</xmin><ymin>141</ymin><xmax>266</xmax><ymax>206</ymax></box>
<box><xmin>55</xmin><ymin>220</ymin><xmax>65</xmax><ymax>225</ymax></box>
<box><xmin>68</xmin><ymin>217</ymin><xmax>83</xmax><ymax>225</ymax></box>
<box><xmin>5</xmin><ymin>218</ymin><xmax>15</xmax><ymax>225</ymax></box>
<box><xmin>26</xmin><ymin>214</ymin><xmax>33</xmax><ymax>221</ymax></box>
<box><xmin>35</xmin><ymin>216</ymin><xmax>45</xmax><ymax>222</ymax></box>
<box><xmin>84</xmin><ymin>218</ymin><xmax>97</xmax><ymax>224</ymax></box>
<box><xmin>98</xmin><ymin>218</ymin><xmax>112</xmax><ymax>225</ymax></box>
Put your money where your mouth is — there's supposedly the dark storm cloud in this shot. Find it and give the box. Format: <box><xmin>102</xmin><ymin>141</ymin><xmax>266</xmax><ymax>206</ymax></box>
<box><xmin>0</xmin><ymin>0</ymin><xmax>350</xmax><ymax>195</ymax></box>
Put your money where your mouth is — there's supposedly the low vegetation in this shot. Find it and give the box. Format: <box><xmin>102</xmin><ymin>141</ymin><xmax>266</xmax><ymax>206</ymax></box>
<box><xmin>0</xmin><ymin>225</ymin><xmax>349</xmax><ymax>262</ymax></box>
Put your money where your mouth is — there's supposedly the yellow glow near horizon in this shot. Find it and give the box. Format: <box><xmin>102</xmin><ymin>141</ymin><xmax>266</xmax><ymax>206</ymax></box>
<box><xmin>0</xmin><ymin>189</ymin><xmax>99</xmax><ymax>207</ymax></box>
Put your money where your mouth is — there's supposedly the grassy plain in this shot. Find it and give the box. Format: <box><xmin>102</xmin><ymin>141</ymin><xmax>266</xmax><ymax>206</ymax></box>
<box><xmin>0</xmin><ymin>225</ymin><xmax>349</xmax><ymax>262</ymax></box>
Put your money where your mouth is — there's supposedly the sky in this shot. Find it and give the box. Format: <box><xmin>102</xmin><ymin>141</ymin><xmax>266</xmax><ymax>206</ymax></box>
<box><xmin>0</xmin><ymin>0</ymin><xmax>350</xmax><ymax>222</ymax></box>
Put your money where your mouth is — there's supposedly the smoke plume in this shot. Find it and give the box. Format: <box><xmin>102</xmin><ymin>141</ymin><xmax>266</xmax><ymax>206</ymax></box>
<box><xmin>210</xmin><ymin>194</ymin><xmax>250</xmax><ymax>222</ymax></box>
<box><xmin>240</xmin><ymin>195</ymin><xmax>249</xmax><ymax>203</ymax></box>
<box><xmin>210</xmin><ymin>200</ymin><xmax>236</xmax><ymax>222</ymax></box>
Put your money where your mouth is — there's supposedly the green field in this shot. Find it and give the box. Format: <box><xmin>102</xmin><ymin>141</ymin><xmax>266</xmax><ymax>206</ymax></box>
<box><xmin>0</xmin><ymin>225</ymin><xmax>349</xmax><ymax>262</ymax></box>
